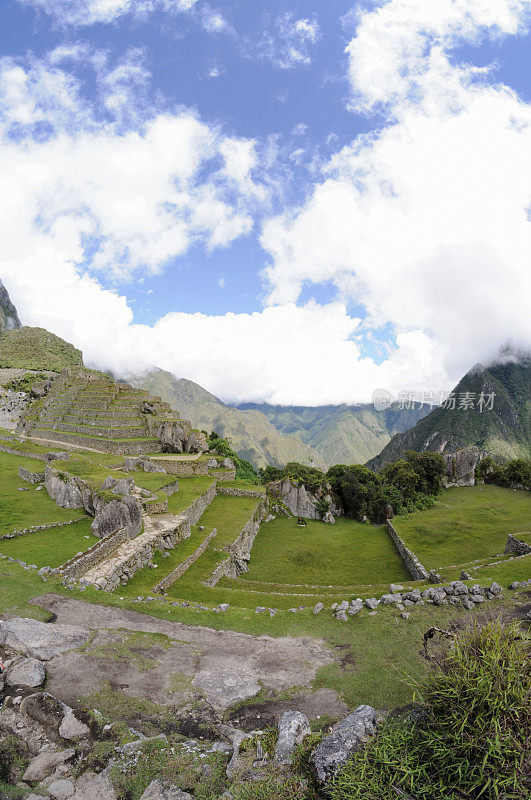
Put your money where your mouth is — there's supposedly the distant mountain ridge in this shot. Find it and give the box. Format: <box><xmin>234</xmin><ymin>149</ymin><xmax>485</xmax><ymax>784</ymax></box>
<box><xmin>237</xmin><ymin>401</ymin><xmax>431</xmax><ymax>468</ymax></box>
<box><xmin>128</xmin><ymin>369</ymin><xmax>325</xmax><ymax>470</ymax></box>
<box><xmin>367</xmin><ymin>352</ymin><xmax>531</xmax><ymax>470</ymax></box>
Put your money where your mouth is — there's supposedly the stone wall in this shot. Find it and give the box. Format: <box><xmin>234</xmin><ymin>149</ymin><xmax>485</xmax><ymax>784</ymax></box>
<box><xmin>216</xmin><ymin>486</ymin><xmax>264</xmax><ymax>498</ymax></box>
<box><xmin>209</xmin><ymin>469</ymin><xmax>237</xmax><ymax>483</ymax></box>
<box><xmin>0</xmin><ymin>518</ymin><xmax>80</xmax><ymax>542</ymax></box>
<box><xmin>60</xmin><ymin>527</ymin><xmax>130</xmax><ymax>579</ymax></box>
<box><xmin>386</xmin><ymin>520</ymin><xmax>429</xmax><ymax>581</ymax></box>
<box><xmin>153</xmin><ymin>528</ymin><xmax>219</xmax><ymax>593</ymax></box>
<box><xmin>147</xmin><ymin>458</ymin><xmax>209</xmax><ymax>477</ymax></box>
<box><xmin>505</xmin><ymin>533</ymin><xmax>531</xmax><ymax>556</ymax></box>
<box><xmin>205</xmin><ymin>499</ymin><xmax>268</xmax><ymax>587</ymax></box>
<box><xmin>18</xmin><ymin>467</ymin><xmax>45</xmax><ymax>484</ymax></box>
<box><xmin>0</xmin><ymin>443</ymin><xmax>47</xmax><ymax>461</ymax></box>
<box><xmin>30</xmin><ymin>430</ymin><xmax>161</xmax><ymax>455</ymax></box>
<box><xmin>181</xmin><ymin>481</ymin><xmax>217</xmax><ymax>527</ymax></box>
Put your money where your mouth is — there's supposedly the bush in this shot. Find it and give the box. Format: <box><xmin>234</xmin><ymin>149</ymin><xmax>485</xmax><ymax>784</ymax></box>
<box><xmin>329</xmin><ymin>620</ymin><xmax>531</xmax><ymax>800</ymax></box>
<box><xmin>486</xmin><ymin>458</ymin><xmax>531</xmax><ymax>490</ymax></box>
<box><xmin>207</xmin><ymin>433</ymin><xmax>258</xmax><ymax>483</ymax></box>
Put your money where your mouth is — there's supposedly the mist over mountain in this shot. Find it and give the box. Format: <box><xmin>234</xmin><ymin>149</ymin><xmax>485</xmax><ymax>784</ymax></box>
<box><xmin>367</xmin><ymin>352</ymin><xmax>531</xmax><ymax>470</ymax></box>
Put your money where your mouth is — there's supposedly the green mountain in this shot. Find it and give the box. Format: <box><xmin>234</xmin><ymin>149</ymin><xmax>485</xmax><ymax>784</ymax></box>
<box><xmin>367</xmin><ymin>353</ymin><xmax>531</xmax><ymax>470</ymax></box>
<box><xmin>236</xmin><ymin>402</ymin><xmax>431</xmax><ymax>468</ymax></box>
<box><xmin>0</xmin><ymin>326</ymin><xmax>83</xmax><ymax>372</ymax></box>
<box><xmin>128</xmin><ymin>369</ymin><xmax>325</xmax><ymax>470</ymax></box>
<box><xmin>0</xmin><ymin>279</ymin><xmax>21</xmax><ymax>332</ymax></box>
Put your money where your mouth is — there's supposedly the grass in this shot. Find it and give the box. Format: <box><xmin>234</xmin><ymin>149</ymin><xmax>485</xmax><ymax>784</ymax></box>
<box><xmin>0</xmin><ymin>517</ymin><xmax>96</xmax><ymax>567</ymax></box>
<box><xmin>121</xmin><ymin>524</ymin><xmax>215</xmax><ymax>597</ymax></box>
<box><xmin>167</xmin><ymin>477</ymin><xmax>216</xmax><ymax>514</ymax></box>
<box><xmin>0</xmin><ymin>326</ymin><xmax>83</xmax><ymax>371</ymax></box>
<box><xmin>394</xmin><ymin>485</ymin><xmax>531</xmax><ymax>569</ymax></box>
<box><xmin>83</xmin><ymin>630</ymin><xmax>175</xmax><ymax>671</ymax></box>
<box><xmin>164</xmin><ymin>495</ymin><xmax>262</xmax><ymax>598</ymax></box>
<box><xmin>329</xmin><ymin>621</ymin><xmax>530</xmax><ymax>800</ymax></box>
<box><xmin>0</xmin><ymin>451</ymin><xmax>86</xmax><ymax>533</ymax></box>
<box><xmin>238</xmin><ymin>516</ymin><xmax>410</xmax><ymax>587</ymax></box>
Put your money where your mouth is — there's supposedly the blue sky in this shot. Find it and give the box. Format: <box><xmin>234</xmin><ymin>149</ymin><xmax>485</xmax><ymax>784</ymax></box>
<box><xmin>0</xmin><ymin>0</ymin><xmax>530</xmax><ymax>404</ymax></box>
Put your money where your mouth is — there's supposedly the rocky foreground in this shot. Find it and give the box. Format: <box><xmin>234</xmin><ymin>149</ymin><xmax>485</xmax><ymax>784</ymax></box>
<box><xmin>0</xmin><ymin>615</ymin><xmax>382</xmax><ymax>800</ymax></box>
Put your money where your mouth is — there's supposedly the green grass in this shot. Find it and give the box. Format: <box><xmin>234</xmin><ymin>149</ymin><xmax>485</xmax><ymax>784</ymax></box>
<box><xmin>238</xmin><ymin>516</ymin><xmax>410</xmax><ymax>587</ymax></box>
<box><xmin>0</xmin><ymin>451</ymin><xmax>86</xmax><ymax>533</ymax></box>
<box><xmin>165</xmin><ymin>495</ymin><xmax>262</xmax><ymax>597</ymax></box>
<box><xmin>394</xmin><ymin>485</ymin><xmax>531</xmax><ymax>569</ymax></box>
<box><xmin>223</xmin><ymin>480</ymin><xmax>265</xmax><ymax>492</ymax></box>
<box><xmin>121</xmin><ymin>524</ymin><xmax>215</xmax><ymax>597</ymax></box>
<box><xmin>167</xmin><ymin>477</ymin><xmax>216</xmax><ymax>514</ymax></box>
<box><xmin>0</xmin><ymin>517</ymin><xmax>96</xmax><ymax>567</ymax></box>
<box><xmin>0</xmin><ymin>326</ymin><xmax>83</xmax><ymax>371</ymax></box>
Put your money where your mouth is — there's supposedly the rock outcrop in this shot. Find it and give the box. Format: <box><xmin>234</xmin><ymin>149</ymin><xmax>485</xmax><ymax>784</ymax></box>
<box><xmin>274</xmin><ymin>711</ymin><xmax>311</xmax><ymax>765</ymax></box>
<box><xmin>0</xmin><ymin>618</ymin><xmax>90</xmax><ymax>660</ymax></box>
<box><xmin>443</xmin><ymin>446</ymin><xmax>480</xmax><ymax>487</ymax></box>
<box><xmin>156</xmin><ymin>421</ymin><xmax>208</xmax><ymax>454</ymax></box>
<box><xmin>0</xmin><ymin>278</ymin><xmax>21</xmax><ymax>331</ymax></box>
<box><xmin>266</xmin><ymin>478</ymin><xmax>342</xmax><ymax>522</ymax></box>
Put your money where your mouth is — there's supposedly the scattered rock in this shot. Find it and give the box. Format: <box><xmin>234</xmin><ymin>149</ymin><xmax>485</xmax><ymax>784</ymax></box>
<box><xmin>47</xmin><ymin>779</ymin><xmax>75</xmax><ymax>799</ymax></box>
<box><xmin>22</xmin><ymin>750</ymin><xmax>75</xmax><ymax>782</ymax></box>
<box><xmin>139</xmin><ymin>780</ymin><xmax>193</xmax><ymax>799</ymax></box>
<box><xmin>310</xmin><ymin>706</ymin><xmax>380</xmax><ymax>785</ymax></box>
<box><xmin>313</xmin><ymin>603</ymin><xmax>324</xmax><ymax>615</ymax></box>
<box><xmin>6</xmin><ymin>657</ymin><xmax>45</xmax><ymax>688</ymax></box>
<box><xmin>275</xmin><ymin>711</ymin><xmax>311</xmax><ymax>765</ymax></box>
<box><xmin>70</xmin><ymin>769</ymin><xmax>117</xmax><ymax>800</ymax></box>
<box><xmin>193</xmin><ymin>671</ymin><xmax>261</xmax><ymax>710</ymax></box>
<box><xmin>364</xmin><ymin>598</ymin><xmax>378</xmax><ymax>611</ymax></box>
<box><xmin>59</xmin><ymin>712</ymin><xmax>90</xmax><ymax>741</ymax></box>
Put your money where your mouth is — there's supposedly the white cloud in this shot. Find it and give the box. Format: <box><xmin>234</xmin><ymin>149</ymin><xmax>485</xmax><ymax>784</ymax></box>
<box><xmin>252</xmin><ymin>12</ymin><xmax>321</xmax><ymax>70</ymax></box>
<box><xmin>0</xmin><ymin>56</ymin><xmax>263</xmax><ymax>281</ymax></box>
<box><xmin>201</xmin><ymin>6</ymin><xmax>230</xmax><ymax>34</ymax></box>
<box><xmin>261</xmin><ymin>0</ymin><xmax>531</xmax><ymax>391</ymax></box>
<box><xmin>19</xmin><ymin>0</ymin><xmax>198</xmax><ymax>27</ymax></box>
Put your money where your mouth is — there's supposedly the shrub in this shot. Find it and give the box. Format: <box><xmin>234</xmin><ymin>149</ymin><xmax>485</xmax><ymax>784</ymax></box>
<box><xmin>329</xmin><ymin>620</ymin><xmax>531</xmax><ymax>800</ymax></box>
<box><xmin>486</xmin><ymin>458</ymin><xmax>531</xmax><ymax>490</ymax></box>
<box><xmin>207</xmin><ymin>433</ymin><xmax>258</xmax><ymax>483</ymax></box>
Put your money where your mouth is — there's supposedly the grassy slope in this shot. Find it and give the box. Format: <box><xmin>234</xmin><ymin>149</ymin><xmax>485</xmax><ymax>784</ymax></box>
<box><xmin>0</xmin><ymin>327</ymin><xmax>83</xmax><ymax>371</ymax></box>
<box><xmin>129</xmin><ymin>369</ymin><xmax>324</xmax><ymax>470</ymax></box>
<box><xmin>394</xmin><ymin>485</ymin><xmax>531</xmax><ymax>569</ymax></box>
<box><xmin>1</xmin><ymin>558</ymin><xmax>528</xmax><ymax>711</ymax></box>
<box><xmin>240</xmin><ymin>516</ymin><xmax>410</xmax><ymax>587</ymax></box>
<box><xmin>0</xmin><ymin>517</ymin><xmax>97</xmax><ymax>567</ymax></box>
<box><xmin>0</xmin><ymin>451</ymin><xmax>86</xmax><ymax>532</ymax></box>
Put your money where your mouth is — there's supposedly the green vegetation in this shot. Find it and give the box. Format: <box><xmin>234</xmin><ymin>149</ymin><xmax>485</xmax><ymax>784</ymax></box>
<box><xmin>0</xmin><ymin>451</ymin><xmax>86</xmax><ymax>533</ymax></box>
<box><xmin>239</xmin><ymin>517</ymin><xmax>409</xmax><ymax>587</ymax></box>
<box><xmin>330</xmin><ymin>621</ymin><xmax>530</xmax><ymax>800</ymax></box>
<box><xmin>480</xmin><ymin>456</ymin><xmax>531</xmax><ymax>489</ymax></box>
<box><xmin>0</xmin><ymin>326</ymin><xmax>83</xmax><ymax>371</ymax></box>
<box><xmin>167</xmin><ymin>476</ymin><xmax>216</xmax><ymax>514</ymax></box>
<box><xmin>369</xmin><ymin>356</ymin><xmax>531</xmax><ymax>468</ymax></box>
<box><xmin>0</xmin><ymin>517</ymin><xmax>96</xmax><ymax>567</ymax></box>
<box><xmin>208</xmin><ymin>431</ymin><xmax>257</xmax><ymax>482</ymax></box>
<box><xmin>394</xmin><ymin>485</ymin><xmax>531</xmax><ymax>569</ymax></box>
<box><xmin>110</xmin><ymin>739</ymin><xmax>227</xmax><ymax>800</ymax></box>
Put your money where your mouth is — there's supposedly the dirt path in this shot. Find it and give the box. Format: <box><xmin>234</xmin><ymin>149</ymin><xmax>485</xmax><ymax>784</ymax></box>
<box><xmin>30</xmin><ymin>595</ymin><xmax>341</xmax><ymax>718</ymax></box>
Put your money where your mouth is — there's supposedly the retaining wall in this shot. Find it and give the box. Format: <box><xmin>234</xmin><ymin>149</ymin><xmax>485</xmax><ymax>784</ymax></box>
<box><xmin>505</xmin><ymin>533</ymin><xmax>531</xmax><ymax>556</ymax></box>
<box><xmin>216</xmin><ymin>485</ymin><xmax>265</xmax><ymax>498</ymax></box>
<box><xmin>30</xmin><ymin>430</ymin><xmax>161</xmax><ymax>455</ymax></box>
<box><xmin>18</xmin><ymin>467</ymin><xmax>45</xmax><ymax>484</ymax></box>
<box><xmin>181</xmin><ymin>482</ymin><xmax>217</xmax><ymax>527</ymax></box>
<box><xmin>60</xmin><ymin>527</ymin><xmax>130</xmax><ymax>579</ymax></box>
<box><xmin>386</xmin><ymin>519</ymin><xmax>429</xmax><ymax>581</ymax></box>
<box><xmin>205</xmin><ymin>499</ymin><xmax>268</xmax><ymax>587</ymax></box>
<box><xmin>153</xmin><ymin>528</ymin><xmax>218</xmax><ymax>593</ymax></box>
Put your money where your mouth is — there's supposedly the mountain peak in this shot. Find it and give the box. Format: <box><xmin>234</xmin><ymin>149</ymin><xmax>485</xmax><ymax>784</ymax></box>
<box><xmin>0</xmin><ymin>279</ymin><xmax>21</xmax><ymax>332</ymax></box>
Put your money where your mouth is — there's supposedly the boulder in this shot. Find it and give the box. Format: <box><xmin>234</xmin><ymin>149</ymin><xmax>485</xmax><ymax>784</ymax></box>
<box><xmin>91</xmin><ymin>496</ymin><xmax>142</xmax><ymax>540</ymax></box>
<box><xmin>310</xmin><ymin>706</ymin><xmax>380</xmax><ymax>785</ymax></box>
<box><xmin>22</xmin><ymin>749</ymin><xmax>75</xmax><ymax>782</ymax></box>
<box><xmin>443</xmin><ymin>446</ymin><xmax>480</xmax><ymax>487</ymax></box>
<box><xmin>193</xmin><ymin>670</ymin><xmax>261</xmax><ymax>710</ymax></box>
<box><xmin>348</xmin><ymin>600</ymin><xmax>363</xmax><ymax>616</ymax></box>
<box><xmin>0</xmin><ymin>618</ymin><xmax>89</xmax><ymax>660</ymax></box>
<box><xmin>45</xmin><ymin>467</ymin><xmax>84</xmax><ymax>509</ymax></box>
<box><xmin>364</xmin><ymin>598</ymin><xmax>378</xmax><ymax>611</ymax></box>
<box><xmin>222</xmin><ymin>458</ymin><xmax>235</xmax><ymax>470</ymax></box>
<box><xmin>274</xmin><ymin>711</ymin><xmax>311</xmax><ymax>765</ymax></box>
<box><xmin>101</xmin><ymin>476</ymin><xmax>133</xmax><ymax>496</ymax></box>
<box><xmin>47</xmin><ymin>779</ymin><xmax>75</xmax><ymax>799</ymax></box>
<box><xmin>139</xmin><ymin>780</ymin><xmax>192</xmax><ymax>799</ymax></box>
<box><xmin>313</xmin><ymin>603</ymin><xmax>324</xmax><ymax>615</ymax></box>
<box><xmin>59</xmin><ymin>712</ymin><xmax>90</xmax><ymax>740</ymax></box>
<box><xmin>156</xmin><ymin>422</ymin><xmax>207</xmax><ymax>454</ymax></box>
<box><xmin>266</xmin><ymin>478</ymin><xmax>342</xmax><ymax>520</ymax></box>
<box><xmin>70</xmin><ymin>769</ymin><xmax>117</xmax><ymax>800</ymax></box>
<box><xmin>6</xmin><ymin>657</ymin><xmax>45</xmax><ymax>688</ymax></box>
